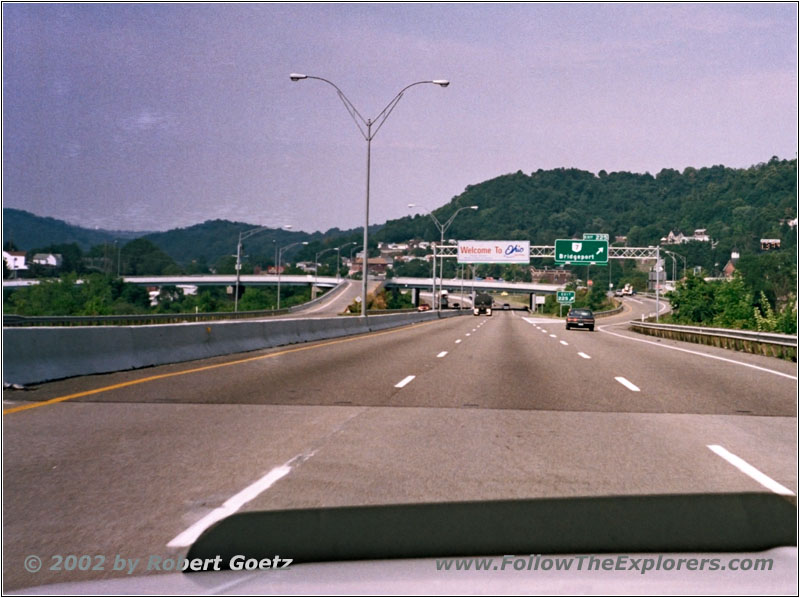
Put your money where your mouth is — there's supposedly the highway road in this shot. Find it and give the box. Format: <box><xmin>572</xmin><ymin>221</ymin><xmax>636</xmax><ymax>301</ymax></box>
<box><xmin>290</xmin><ymin>278</ymin><xmax>384</xmax><ymax>316</ymax></box>
<box><xmin>3</xmin><ymin>297</ymin><xmax>796</xmax><ymax>590</ymax></box>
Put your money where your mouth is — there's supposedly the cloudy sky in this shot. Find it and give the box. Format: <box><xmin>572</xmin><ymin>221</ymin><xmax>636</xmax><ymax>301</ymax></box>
<box><xmin>2</xmin><ymin>3</ymin><xmax>797</xmax><ymax>233</ymax></box>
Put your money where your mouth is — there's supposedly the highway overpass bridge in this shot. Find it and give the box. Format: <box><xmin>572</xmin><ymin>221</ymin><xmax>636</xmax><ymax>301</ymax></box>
<box><xmin>386</xmin><ymin>276</ymin><xmax>562</xmax><ymax>294</ymax></box>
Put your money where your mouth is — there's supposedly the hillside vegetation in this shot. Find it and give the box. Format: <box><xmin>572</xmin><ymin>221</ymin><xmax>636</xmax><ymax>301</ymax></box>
<box><xmin>376</xmin><ymin>157</ymin><xmax>797</xmax><ymax>261</ymax></box>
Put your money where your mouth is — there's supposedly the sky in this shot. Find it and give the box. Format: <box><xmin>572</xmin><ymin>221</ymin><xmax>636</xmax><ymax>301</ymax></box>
<box><xmin>2</xmin><ymin>3</ymin><xmax>797</xmax><ymax>233</ymax></box>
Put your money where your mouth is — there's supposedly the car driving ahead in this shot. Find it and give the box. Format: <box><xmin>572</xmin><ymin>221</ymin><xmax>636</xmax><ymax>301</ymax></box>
<box><xmin>565</xmin><ymin>308</ymin><xmax>595</xmax><ymax>331</ymax></box>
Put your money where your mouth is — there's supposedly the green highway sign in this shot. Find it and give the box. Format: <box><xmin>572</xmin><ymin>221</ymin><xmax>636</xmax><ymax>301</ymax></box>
<box><xmin>557</xmin><ymin>291</ymin><xmax>575</xmax><ymax>304</ymax></box>
<box><xmin>555</xmin><ymin>239</ymin><xmax>609</xmax><ymax>265</ymax></box>
<box><xmin>583</xmin><ymin>233</ymin><xmax>609</xmax><ymax>241</ymax></box>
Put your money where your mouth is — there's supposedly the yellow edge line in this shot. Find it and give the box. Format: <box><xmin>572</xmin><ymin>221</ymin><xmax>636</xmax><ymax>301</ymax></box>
<box><xmin>3</xmin><ymin>318</ymin><xmax>443</xmax><ymax>415</ymax></box>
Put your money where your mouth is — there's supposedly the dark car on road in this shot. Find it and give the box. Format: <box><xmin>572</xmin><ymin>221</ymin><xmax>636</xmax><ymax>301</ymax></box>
<box><xmin>566</xmin><ymin>308</ymin><xmax>595</xmax><ymax>331</ymax></box>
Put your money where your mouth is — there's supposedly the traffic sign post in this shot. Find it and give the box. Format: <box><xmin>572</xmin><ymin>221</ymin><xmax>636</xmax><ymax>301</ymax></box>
<box><xmin>557</xmin><ymin>290</ymin><xmax>575</xmax><ymax>318</ymax></box>
<box><xmin>555</xmin><ymin>239</ymin><xmax>608</xmax><ymax>266</ymax></box>
<box><xmin>583</xmin><ymin>233</ymin><xmax>609</xmax><ymax>242</ymax></box>
<box><xmin>557</xmin><ymin>291</ymin><xmax>575</xmax><ymax>304</ymax></box>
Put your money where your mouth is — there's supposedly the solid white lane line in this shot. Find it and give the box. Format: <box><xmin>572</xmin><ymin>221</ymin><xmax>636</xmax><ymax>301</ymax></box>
<box><xmin>599</xmin><ymin>325</ymin><xmax>797</xmax><ymax>380</ymax></box>
<box><xmin>615</xmin><ymin>376</ymin><xmax>640</xmax><ymax>392</ymax></box>
<box><xmin>395</xmin><ymin>375</ymin><xmax>416</xmax><ymax>388</ymax></box>
<box><xmin>437</xmin><ymin>351</ymin><xmax>448</xmax><ymax>358</ymax></box>
<box><xmin>578</xmin><ymin>352</ymin><xmax>591</xmax><ymax>359</ymax></box>
<box><xmin>707</xmin><ymin>445</ymin><xmax>795</xmax><ymax>496</ymax></box>
<box><xmin>560</xmin><ymin>341</ymin><xmax>569</xmax><ymax>346</ymax></box>
<box><xmin>167</xmin><ymin>462</ymin><xmax>295</xmax><ymax>548</ymax></box>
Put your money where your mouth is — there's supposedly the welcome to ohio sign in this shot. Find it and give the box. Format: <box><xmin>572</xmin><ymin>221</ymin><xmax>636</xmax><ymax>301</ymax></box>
<box><xmin>457</xmin><ymin>241</ymin><xmax>530</xmax><ymax>264</ymax></box>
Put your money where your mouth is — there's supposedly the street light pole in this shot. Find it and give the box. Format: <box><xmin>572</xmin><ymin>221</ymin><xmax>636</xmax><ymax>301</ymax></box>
<box><xmin>114</xmin><ymin>240</ymin><xmax>121</xmax><ymax>277</ymax></box>
<box><xmin>337</xmin><ymin>242</ymin><xmax>357</xmax><ymax>282</ymax></box>
<box><xmin>291</xmin><ymin>74</ymin><xmax>449</xmax><ymax>317</ymax></box>
<box><xmin>348</xmin><ymin>245</ymin><xmax>363</xmax><ymax>280</ymax></box>
<box><xmin>409</xmin><ymin>204</ymin><xmax>477</xmax><ymax>312</ymax></box>
<box><xmin>663</xmin><ymin>249</ymin><xmax>686</xmax><ymax>282</ymax></box>
<box><xmin>277</xmin><ymin>240</ymin><xmax>308</xmax><ymax>310</ymax></box>
<box><xmin>315</xmin><ymin>247</ymin><xmax>338</xmax><ymax>285</ymax></box>
<box><xmin>235</xmin><ymin>225</ymin><xmax>291</xmax><ymax>312</ymax></box>
<box><xmin>656</xmin><ymin>246</ymin><xmax>661</xmax><ymax>322</ymax></box>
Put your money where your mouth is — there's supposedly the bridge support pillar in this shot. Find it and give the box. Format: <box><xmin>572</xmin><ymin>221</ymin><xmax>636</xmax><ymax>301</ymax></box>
<box><xmin>411</xmin><ymin>287</ymin><xmax>419</xmax><ymax>307</ymax></box>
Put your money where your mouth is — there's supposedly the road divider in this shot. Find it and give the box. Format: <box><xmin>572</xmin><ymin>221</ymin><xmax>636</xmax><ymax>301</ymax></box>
<box><xmin>3</xmin><ymin>311</ymin><xmax>465</xmax><ymax>385</ymax></box>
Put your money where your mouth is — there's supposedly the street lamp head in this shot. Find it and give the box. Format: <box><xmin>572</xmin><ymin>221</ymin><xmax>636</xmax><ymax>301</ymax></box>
<box><xmin>432</xmin><ymin>80</ymin><xmax>450</xmax><ymax>87</ymax></box>
<box><xmin>289</xmin><ymin>73</ymin><xmax>307</xmax><ymax>82</ymax></box>
<box><xmin>301</xmin><ymin>241</ymin><xmax>309</xmax><ymax>245</ymax></box>
<box><xmin>470</xmin><ymin>205</ymin><xmax>479</xmax><ymax>210</ymax></box>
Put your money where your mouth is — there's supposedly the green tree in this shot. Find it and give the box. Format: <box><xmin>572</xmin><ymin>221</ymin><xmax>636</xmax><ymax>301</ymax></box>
<box><xmin>238</xmin><ymin>287</ymin><xmax>276</xmax><ymax>311</ymax></box>
<box><xmin>711</xmin><ymin>275</ymin><xmax>755</xmax><ymax>329</ymax></box>
<box><xmin>667</xmin><ymin>273</ymin><xmax>716</xmax><ymax>324</ymax></box>
<box><xmin>121</xmin><ymin>239</ymin><xmax>181</xmax><ymax>276</ymax></box>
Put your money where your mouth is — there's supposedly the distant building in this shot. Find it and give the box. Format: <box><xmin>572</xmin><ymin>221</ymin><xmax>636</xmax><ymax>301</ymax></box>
<box><xmin>32</xmin><ymin>253</ymin><xmax>63</xmax><ymax>268</ymax></box>
<box><xmin>3</xmin><ymin>251</ymin><xmax>28</xmax><ymax>274</ymax></box>
<box><xmin>661</xmin><ymin>229</ymin><xmax>711</xmax><ymax>245</ymax></box>
<box><xmin>722</xmin><ymin>261</ymin><xmax>737</xmax><ymax>279</ymax></box>
<box><xmin>265</xmin><ymin>265</ymin><xmax>286</xmax><ymax>275</ymax></box>
<box><xmin>661</xmin><ymin>231</ymin><xmax>686</xmax><ymax>244</ymax></box>
<box><xmin>397</xmin><ymin>255</ymin><xmax>425</xmax><ymax>263</ymax></box>
<box><xmin>351</xmin><ymin>257</ymin><xmax>390</xmax><ymax>276</ymax></box>
<box><xmin>377</xmin><ymin>242</ymin><xmax>409</xmax><ymax>255</ymax></box>
<box><xmin>295</xmin><ymin>261</ymin><xmax>318</xmax><ymax>274</ymax></box>
<box><xmin>614</xmin><ymin>236</ymin><xmax>627</xmax><ymax>245</ymax></box>
<box><xmin>760</xmin><ymin>239</ymin><xmax>781</xmax><ymax>251</ymax></box>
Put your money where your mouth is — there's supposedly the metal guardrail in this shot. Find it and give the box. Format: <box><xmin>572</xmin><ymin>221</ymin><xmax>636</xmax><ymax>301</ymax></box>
<box><xmin>629</xmin><ymin>321</ymin><xmax>797</xmax><ymax>360</ymax></box>
<box><xmin>595</xmin><ymin>300</ymin><xmax>624</xmax><ymax>318</ymax></box>
<box><xmin>629</xmin><ymin>321</ymin><xmax>797</xmax><ymax>346</ymax></box>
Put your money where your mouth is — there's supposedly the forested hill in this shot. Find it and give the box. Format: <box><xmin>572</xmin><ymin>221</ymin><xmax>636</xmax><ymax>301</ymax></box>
<box><xmin>3</xmin><ymin>209</ymin><xmax>144</xmax><ymax>251</ymax></box>
<box><xmin>376</xmin><ymin>157</ymin><xmax>797</xmax><ymax>257</ymax></box>
<box><xmin>140</xmin><ymin>220</ymin><xmax>371</xmax><ymax>266</ymax></box>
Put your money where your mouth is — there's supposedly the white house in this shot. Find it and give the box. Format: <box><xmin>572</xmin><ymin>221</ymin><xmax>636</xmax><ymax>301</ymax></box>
<box><xmin>32</xmin><ymin>253</ymin><xmax>64</xmax><ymax>268</ymax></box>
<box><xmin>3</xmin><ymin>251</ymin><xmax>28</xmax><ymax>273</ymax></box>
<box><xmin>661</xmin><ymin>229</ymin><xmax>711</xmax><ymax>244</ymax></box>
<box><xmin>295</xmin><ymin>261</ymin><xmax>318</xmax><ymax>273</ymax></box>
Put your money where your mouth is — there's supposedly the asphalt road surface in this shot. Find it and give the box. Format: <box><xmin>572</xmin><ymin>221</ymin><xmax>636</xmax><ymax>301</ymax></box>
<box><xmin>3</xmin><ymin>297</ymin><xmax>796</xmax><ymax>590</ymax></box>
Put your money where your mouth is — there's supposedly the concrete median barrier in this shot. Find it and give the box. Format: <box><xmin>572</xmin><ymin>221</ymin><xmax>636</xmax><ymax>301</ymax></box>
<box><xmin>3</xmin><ymin>310</ymin><xmax>466</xmax><ymax>385</ymax></box>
